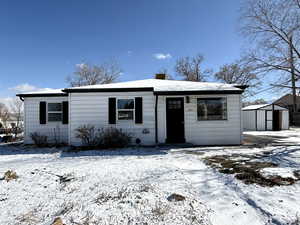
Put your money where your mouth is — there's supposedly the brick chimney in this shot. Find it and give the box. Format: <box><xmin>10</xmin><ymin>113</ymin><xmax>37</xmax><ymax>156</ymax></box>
<box><xmin>155</xmin><ymin>73</ymin><xmax>166</xmax><ymax>80</ymax></box>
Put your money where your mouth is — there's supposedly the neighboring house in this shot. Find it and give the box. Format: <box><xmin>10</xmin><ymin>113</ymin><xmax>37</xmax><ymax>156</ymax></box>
<box><xmin>242</xmin><ymin>104</ymin><xmax>289</xmax><ymax>131</ymax></box>
<box><xmin>17</xmin><ymin>77</ymin><xmax>246</xmax><ymax>146</ymax></box>
<box><xmin>273</xmin><ymin>94</ymin><xmax>300</xmax><ymax>111</ymax></box>
<box><xmin>0</xmin><ymin>113</ymin><xmax>24</xmax><ymax>129</ymax></box>
<box><xmin>273</xmin><ymin>94</ymin><xmax>300</xmax><ymax>125</ymax></box>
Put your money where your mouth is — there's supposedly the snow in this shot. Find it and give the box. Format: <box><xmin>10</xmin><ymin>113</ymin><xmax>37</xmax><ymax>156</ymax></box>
<box><xmin>17</xmin><ymin>79</ymin><xmax>244</xmax><ymax>96</ymax></box>
<box><xmin>64</xmin><ymin>79</ymin><xmax>242</xmax><ymax>92</ymax></box>
<box><xmin>242</xmin><ymin>104</ymin><xmax>270</xmax><ymax>110</ymax></box>
<box><xmin>260</xmin><ymin>168</ymin><xmax>298</xmax><ymax>179</ymax></box>
<box><xmin>1</xmin><ymin>130</ymin><xmax>300</xmax><ymax>225</ymax></box>
<box><xmin>242</xmin><ymin>104</ymin><xmax>288</xmax><ymax>111</ymax></box>
<box><xmin>244</xmin><ymin>128</ymin><xmax>300</xmax><ymax>144</ymax></box>
<box><xmin>16</xmin><ymin>88</ymin><xmax>65</xmax><ymax>95</ymax></box>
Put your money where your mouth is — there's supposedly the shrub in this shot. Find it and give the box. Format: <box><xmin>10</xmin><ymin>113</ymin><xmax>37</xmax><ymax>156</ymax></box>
<box><xmin>101</xmin><ymin>127</ymin><xmax>131</xmax><ymax>148</ymax></box>
<box><xmin>75</xmin><ymin>125</ymin><xmax>131</xmax><ymax>148</ymax></box>
<box><xmin>75</xmin><ymin>125</ymin><xmax>102</xmax><ymax>147</ymax></box>
<box><xmin>3</xmin><ymin>170</ymin><xmax>18</xmax><ymax>182</ymax></box>
<box><xmin>30</xmin><ymin>132</ymin><xmax>48</xmax><ymax>147</ymax></box>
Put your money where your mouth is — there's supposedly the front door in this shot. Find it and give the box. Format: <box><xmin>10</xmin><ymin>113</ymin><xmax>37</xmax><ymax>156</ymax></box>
<box><xmin>166</xmin><ymin>98</ymin><xmax>185</xmax><ymax>143</ymax></box>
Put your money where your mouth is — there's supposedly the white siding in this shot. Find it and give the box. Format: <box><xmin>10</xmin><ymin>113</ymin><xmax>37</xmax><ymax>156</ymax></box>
<box><xmin>243</xmin><ymin>111</ymin><xmax>256</xmax><ymax>131</ymax></box>
<box><xmin>23</xmin><ymin>97</ymin><xmax>69</xmax><ymax>144</ymax></box>
<box><xmin>69</xmin><ymin>92</ymin><xmax>156</xmax><ymax>146</ymax></box>
<box><xmin>243</xmin><ymin>109</ymin><xmax>289</xmax><ymax>131</ymax></box>
<box><xmin>257</xmin><ymin>110</ymin><xmax>266</xmax><ymax>131</ymax></box>
<box><xmin>282</xmin><ymin>111</ymin><xmax>289</xmax><ymax>130</ymax></box>
<box><xmin>157</xmin><ymin>94</ymin><xmax>242</xmax><ymax>145</ymax></box>
<box><xmin>266</xmin><ymin>111</ymin><xmax>273</xmax><ymax>130</ymax></box>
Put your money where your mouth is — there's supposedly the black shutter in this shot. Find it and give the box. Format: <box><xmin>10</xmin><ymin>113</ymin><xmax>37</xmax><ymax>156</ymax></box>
<box><xmin>39</xmin><ymin>101</ymin><xmax>46</xmax><ymax>124</ymax></box>
<box><xmin>108</xmin><ymin>98</ymin><xmax>116</xmax><ymax>124</ymax></box>
<box><xmin>135</xmin><ymin>97</ymin><xmax>143</xmax><ymax>124</ymax></box>
<box><xmin>62</xmin><ymin>101</ymin><xmax>69</xmax><ymax>124</ymax></box>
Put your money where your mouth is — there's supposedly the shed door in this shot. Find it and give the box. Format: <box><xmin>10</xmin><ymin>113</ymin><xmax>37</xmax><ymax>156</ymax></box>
<box><xmin>166</xmin><ymin>98</ymin><xmax>185</xmax><ymax>143</ymax></box>
<box><xmin>273</xmin><ymin>110</ymin><xmax>281</xmax><ymax>131</ymax></box>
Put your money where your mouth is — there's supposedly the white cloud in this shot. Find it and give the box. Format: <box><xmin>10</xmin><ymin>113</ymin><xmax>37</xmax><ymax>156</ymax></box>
<box><xmin>75</xmin><ymin>63</ymin><xmax>87</xmax><ymax>69</ymax></box>
<box><xmin>9</xmin><ymin>83</ymin><xmax>38</xmax><ymax>93</ymax></box>
<box><xmin>153</xmin><ymin>53</ymin><xmax>172</xmax><ymax>60</ymax></box>
<box><xmin>9</xmin><ymin>83</ymin><xmax>54</xmax><ymax>94</ymax></box>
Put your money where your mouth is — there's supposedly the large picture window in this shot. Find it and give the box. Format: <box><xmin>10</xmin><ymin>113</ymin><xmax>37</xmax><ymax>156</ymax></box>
<box><xmin>117</xmin><ymin>99</ymin><xmax>134</xmax><ymax>120</ymax></box>
<box><xmin>48</xmin><ymin>103</ymin><xmax>62</xmax><ymax>122</ymax></box>
<box><xmin>197</xmin><ymin>98</ymin><xmax>227</xmax><ymax>120</ymax></box>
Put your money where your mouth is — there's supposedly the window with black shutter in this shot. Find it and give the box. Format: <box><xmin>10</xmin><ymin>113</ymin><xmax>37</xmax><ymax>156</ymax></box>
<box><xmin>135</xmin><ymin>97</ymin><xmax>143</xmax><ymax>124</ymax></box>
<box><xmin>39</xmin><ymin>102</ymin><xmax>46</xmax><ymax>124</ymax></box>
<box><xmin>62</xmin><ymin>101</ymin><xmax>69</xmax><ymax>124</ymax></box>
<box><xmin>108</xmin><ymin>98</ymin><xmax>116</xmax><ymax>124</ymax></box>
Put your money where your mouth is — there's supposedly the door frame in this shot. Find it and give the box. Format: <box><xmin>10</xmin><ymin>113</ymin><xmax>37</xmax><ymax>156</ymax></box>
<box><xmin>165</xmin><ymin>97</ymin><xmax>185</xmax><ymax>143</ymax></box>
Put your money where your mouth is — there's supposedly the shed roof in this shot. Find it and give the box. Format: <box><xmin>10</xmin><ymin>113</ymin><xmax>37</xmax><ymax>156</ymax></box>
<box><xmin>242</xmin><ymin>104</ymin><xmax>288</xmax><ymax>111</ymax></box>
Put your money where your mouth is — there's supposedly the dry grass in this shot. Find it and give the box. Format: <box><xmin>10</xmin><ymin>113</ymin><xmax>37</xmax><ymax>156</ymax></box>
<box><xmin>2</xmin><ymin>170</ymin><xmax>18</xmax><ymax>182</ymax></box>
<box><xmin>204</xmin><ymin>155</ymin><xmax>298</xmax><ymax>187</ymax></box>
<box><xmin>16</xmin><ymin>207</ymin><xmax>41</xmax><ymax>225</ymax></box>
<box><xmin>151</xmin><ymin>201</ymin><xmax>170</xmax><ymax>217</ymax></box>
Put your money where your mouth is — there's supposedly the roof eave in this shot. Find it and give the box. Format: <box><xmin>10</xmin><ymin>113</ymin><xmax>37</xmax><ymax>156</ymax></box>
<box><xmin>16</xmin><ymin>93</ymin><xmax>68</xmax><ymax>97</ymax></box>
<box><xmin>154</xmin><ymin>90</ymin><xmax>244</xmax><ymax>95</ymax></box>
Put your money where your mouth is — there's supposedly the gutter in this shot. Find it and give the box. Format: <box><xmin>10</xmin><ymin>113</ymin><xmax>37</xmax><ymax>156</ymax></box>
<box><xmin>16</xmin><ymin>93</ymin><xmax>68</xmax><ymax>97</ymax></box>
<box><xmin>153</xmin><ymin>90</ymin><xmax>244</xmax><ymax>95</ymax></box>
<box><xmin>155</xmin><ymin>94</ymin><xmax>158</xmax><ymax>144</ymax></box>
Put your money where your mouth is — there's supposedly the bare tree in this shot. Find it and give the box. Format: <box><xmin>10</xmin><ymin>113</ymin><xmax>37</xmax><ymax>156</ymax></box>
<box><xmin>214</xmin><ymin>62</ymin><xmax>261</xmax><ymax>97</ymax></box>
<box><xmin>66</xmin><ymin>60</ymin><xmax>122</xmax><ymax>87</ymax></box>
<box><xmin>239</xmin><ymin>0</ymin><xmax>300</xmax><ymax>111</ymax></box>
<box><xmin>175</xmin><ymin>54</ymin><xmax>211</xmax><ymax>81</ymax></box>
<box><xmin>10</xmin><ymin>98</ymin><xmax>23</xmax><ymax>138</ymax></box>
<box><xmin>0</xmin><ymin>103</ymin><xmax>11</xmax><ymax>134</ymax></box>
<box><xmin>243</xmin><ymin>98</ymin><xmax>268</xmax><ymax>107</ymax></box>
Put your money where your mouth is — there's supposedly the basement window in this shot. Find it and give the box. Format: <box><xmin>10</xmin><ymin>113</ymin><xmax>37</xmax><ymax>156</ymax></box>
<box><xmin>48</xmin><ymin>103</ymin><xmax>62</xmax><ymax>122</ymax></box>
<box><xmin>117</xmin><ymin>99</ymin><xmax>134</xmax><ymax>120</ymax></box>
<box><xmin>197</xmin><ymin>98</ymin><xmax>227</xmax><ymax>120</ymax></box>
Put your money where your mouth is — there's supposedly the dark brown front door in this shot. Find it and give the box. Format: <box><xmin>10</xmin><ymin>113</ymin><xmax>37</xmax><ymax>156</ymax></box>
<box><xmin>166</xmin><ymin>98</ymin><xmax>185</xmax><ymax>143</ymax></box>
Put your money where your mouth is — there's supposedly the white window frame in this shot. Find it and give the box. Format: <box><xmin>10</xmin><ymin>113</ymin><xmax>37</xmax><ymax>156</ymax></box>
<box><xmin>117</xmin><ymin>98</ymin><xmax>135</xmax><ymax>121</ymax></box>
<box><xmin>47</xmin><ymin>102</ymin><xmax>62</xmax><ymax>122</ymax></box>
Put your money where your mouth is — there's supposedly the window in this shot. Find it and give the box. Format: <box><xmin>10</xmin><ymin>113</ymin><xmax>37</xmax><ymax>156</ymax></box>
<box><xmin>167</xmin><ymin>99</ymin><xmax>182</xmax><ymax>109</ymax></box>
<box><xmin>197</xmin><ymin>98</ymin><xmax>227</xmax><ymax>120</ymax></box>
<box><xmin>48</xmin><ymin>103</ymin><xmax>62</xmax><ymax>122</ymax></box>
<box><xmin>117</xmin><ymin>99</ymin><xmax>134</xmax><ymax>120</ymax></box>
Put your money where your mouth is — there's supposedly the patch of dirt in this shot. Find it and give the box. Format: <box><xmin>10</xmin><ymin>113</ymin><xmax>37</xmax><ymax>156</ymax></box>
<box><xmin>204</xmin><ymin>154</ymin><xmax>299</xmax><ymax>187</ymax></box>
<box><xmin>167</xmin><ymin>193</ymin><xmax>186</xmax><ymax>202</ymax></box>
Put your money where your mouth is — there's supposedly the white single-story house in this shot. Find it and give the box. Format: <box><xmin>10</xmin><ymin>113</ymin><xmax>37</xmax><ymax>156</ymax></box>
<box><xmin>17</xmin><ymin>78</ymin><xmax>246</xmax><ymax>146</ymax></box>
<box><xmin>242</xmin><ymin>104</ymin><xmax>289</xmax><ymax>131</ymax></box>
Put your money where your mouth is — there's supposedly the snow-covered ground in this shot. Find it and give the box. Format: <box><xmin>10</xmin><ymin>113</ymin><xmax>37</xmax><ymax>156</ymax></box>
<box><xmin>0</xmin><ymin>129</ymin><xmax>300</xmax><ymax>225</ymax></box>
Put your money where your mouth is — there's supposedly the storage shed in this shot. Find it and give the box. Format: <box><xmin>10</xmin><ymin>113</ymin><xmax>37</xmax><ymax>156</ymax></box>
<box><xmin>242</xmin><ymin>104</ymin><xmax>289</xmax><ymax>131</ymax></box>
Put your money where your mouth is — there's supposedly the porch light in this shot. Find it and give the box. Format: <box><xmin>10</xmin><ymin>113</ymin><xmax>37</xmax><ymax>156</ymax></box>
<box><xmin>186</xmin><ymin>96</ymin><xmax>190</xmax><ymax>103</ymax></box>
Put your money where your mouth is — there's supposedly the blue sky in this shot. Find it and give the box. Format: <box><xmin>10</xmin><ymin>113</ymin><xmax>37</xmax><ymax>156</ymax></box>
<box><xmin>0</xmin><ymin>0</ymin><xmax>278</xmax><ymax>102</ymax></box>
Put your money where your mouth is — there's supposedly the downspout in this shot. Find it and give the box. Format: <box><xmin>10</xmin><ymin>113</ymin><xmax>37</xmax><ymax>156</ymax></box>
<box><xmin>155</xmin><ymin>94</ymin><xmax>158</xmax><ymax>144</ymax></box>
<box><xmin>255</xmin><ymin>110</ymin><xmax>258</xmax><ymax>131</ymax></box>
<box><xmin>272</xmin><ymin>103</ymin><xmax>275</xmax><ymax>131</ymax></box>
